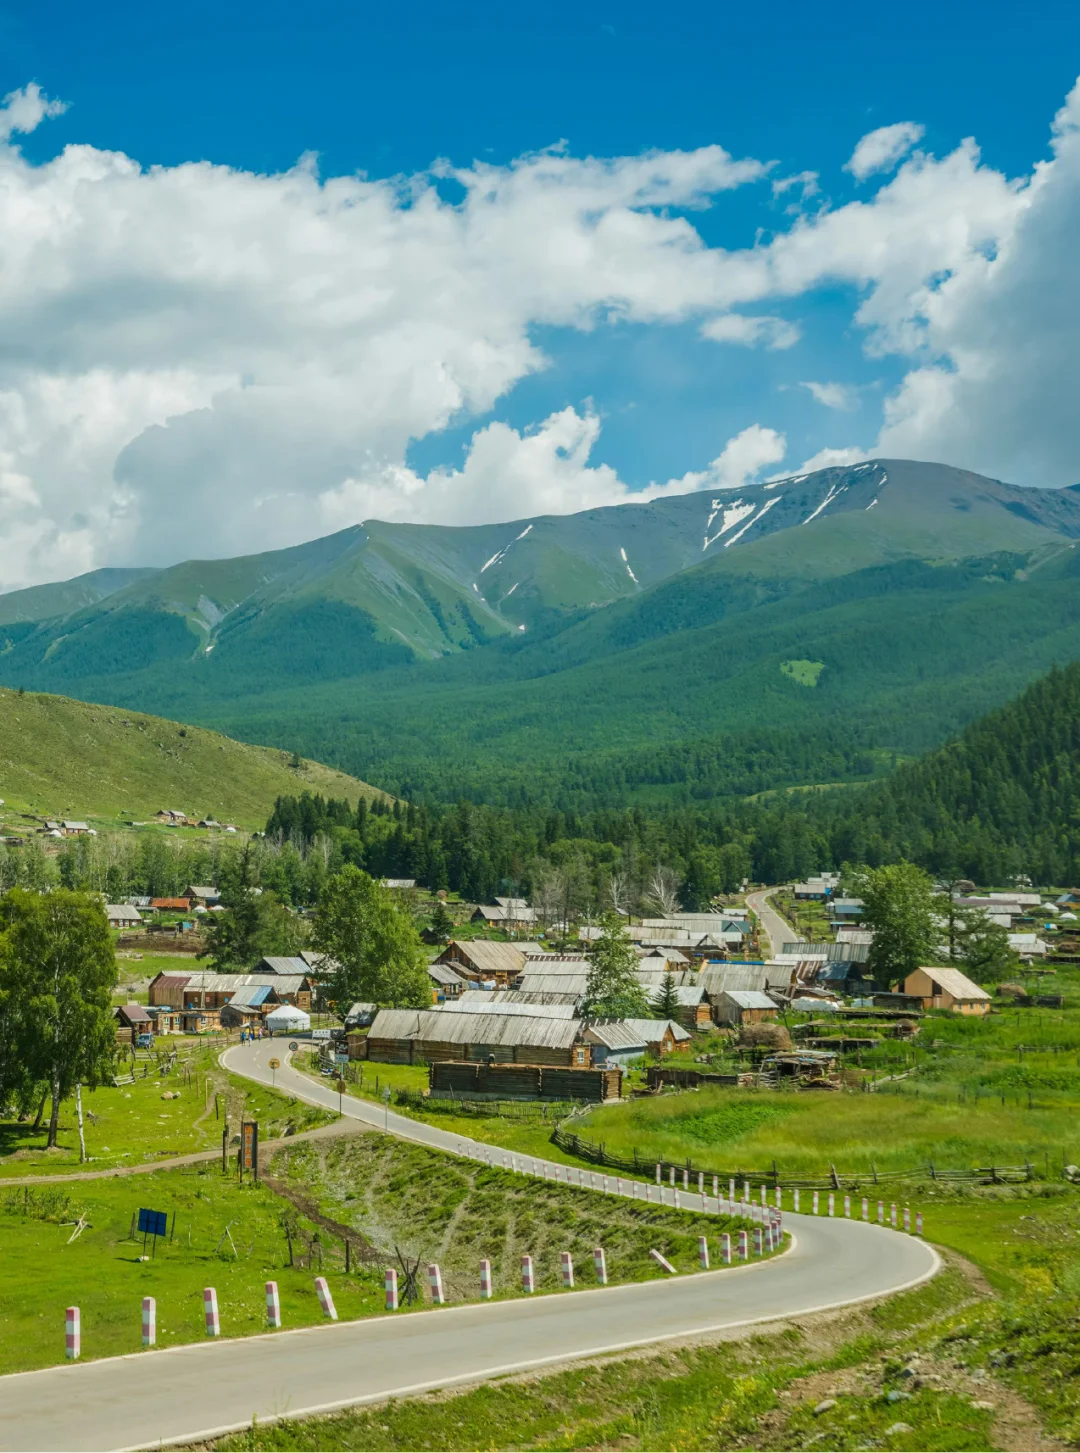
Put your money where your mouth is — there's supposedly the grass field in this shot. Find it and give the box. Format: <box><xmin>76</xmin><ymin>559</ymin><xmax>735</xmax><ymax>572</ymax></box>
<box><xmin>0</xmin><ymin>1043</ymin><xmax>333</xmax><ymax>1178</ymax></box>
<box><xmin>0</xmin><ymin>685</ymin><xmax>383</xmax><ymax>828</ymax></box>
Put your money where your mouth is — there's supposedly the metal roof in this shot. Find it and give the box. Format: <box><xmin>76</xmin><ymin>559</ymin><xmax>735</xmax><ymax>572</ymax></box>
<box><xmin>441</xmin><ymin>942</ymin><xmax>527</xmax><ymax>977</ymax></box>
<box><xmin>586</xmin><ymin>1017</ymin><xmax>689</xmax><ymax>1050</ymax></box>
<box><xmin>429</xmin><ymin>964</ymin><xmax>466</xmax><ymax>985</ymax></box>
<box><xmin>227</xmin><ymin>984</ymin><xmax>274</xmax><ymax>1006</ymax></box>
<box><xmin>255</xmin><ymin>956</ymin><xmax>312</xmax><ymax>975</ymax></box>
<box><xmin>912</xmin><ymin>966</ymin><xmax>992</xmax><ymax>1000</ymax></box>
<box><xmin>367</xmin><ymin>1008</ymin><xmax>584</xmax><ymax>1050</ymax></box>
<box><xmin>179</xmin><ymin>972</ymin><xmax>308</xmax><ymax>993</ymax></box>
<box><xmin>116</xmin><ymin>1003</ymin><xmax>151</xmax><ymax>1023</ymax></box>
<box><xmin>718</xmin><ymin>990</ymin><xmax>777</xmax><ymax>1009</ymax></box>
<box><xmin>438</xmin><ymin>997</ymin><xmax>577</xmax><ymax>1019</ymax></box>
<box><xmin>698</xmin><ymin>964</ymin><xmax>791</xmax><ymax>995</ymax></box>
<box><xmin>517</xmin><ymin>973</ymin><xmax>590</xmax><ymax>996</ymax></box>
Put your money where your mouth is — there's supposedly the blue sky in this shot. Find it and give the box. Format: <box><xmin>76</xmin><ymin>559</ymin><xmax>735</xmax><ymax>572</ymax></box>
<box><xmin>0</xmin><ymin>0</ymin><xmax>1078</xmax><ymax>582</ymax></box>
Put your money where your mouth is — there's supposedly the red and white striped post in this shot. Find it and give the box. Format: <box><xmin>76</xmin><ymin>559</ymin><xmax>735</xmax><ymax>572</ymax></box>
<box><xmin>655</xmin><ymin>1163</ymin><xmax>661</xmax><ymax>1184</ymax></box>
<box><xmin>903</xmin><ymin>1206</ymin><xmax>911</xmax><ymax>1233</ymax></box>
<box><xmin>775</xmin><ymin>1186</ymin><xmax>782</xmax><ymax>1210</ymax></box>
<box><xmin>728</xmin><ymin>1177</ymin><xmax>736</xmax><ymax>1202</ymax></box>
<box><xmin>758</xmin><ymin>1185</ymin><xmax>765</xmax><ymax>1207</ymax></box>
<box><xmin>65</xmin><ymin>1306</ymin><xmax>80</xmax><ymax>1360</ymax></box>
<box><xmin>203</xmin><ymin>1287</ymin><xmax>220</xmax><ymax>1337</ymax></box>
<box><xmin>669</xmin><ymin>1167</ymin><xmax>676</xmax><ymax>1188</ymax></box>
<box><xmin>828</xmin><ymin>1192</ymin><xmax>835</xmax><ymax>1217</ymax></box>
<box><xmin>794</xmin><ymin>1188</ymin><xmax>801</xmax><ymax>1212</ymax></box>
<box><xmin>844</xmin><ymin>1194</ymin><xmax>851</xmax><ymax>1218</ymax></box>
<box><xmin>721</xmin><ymin>1232</ymin><xmax>732</xmax><ymax>1265</ymax></box>
<box><xmin>427</xmin><ymin>1264</ymin><xmax>445</xmax><ymax>1305</ymax></box>
<box><xmin>315</xmin><ymin>1276</ymin><xmax>338</xmax><ymax>1321</ymax></box>
<box><xmin>753</xmin><ymin>1226</ymin><xmax>763</xmax><ymax>1256</ymax></box>
<box><xmin>812</xmin><ymin>1190</ymin><xmax>819</xmax><ymax>1215</ymax></box>
<box><xmin>560</xmin><ymin>1251</ymin><xmax>575</xmax><ymax>1288</ymax></box>
<box><xmin>877</xmin><ymin>1200</ymin><xmax>885</xmax><ymax>1224</ymax></box>
<box><xmin>142</xmin><ymin>1295</ymin><xmax>156</xmax><ymax>1347</ymax></box>
<box><xmin>593</xmin><ymin>1247</ymin><xmax>608</xmax><ymax>1284</ymax></box>
<box><xmin>890</xmin><ymin>1203</ymin><xmax>898</xmax><ymax>1229</ymax></box>
<box><xmin>743</xmin><ymin>1179</ymin><xmax>750</xmax><ymax>1202</ymax></box>
<box><xmin>521</xmin><ymin>1254</ymin><xmax>535</xmax><ymax>1293</ymax></box>
<box><xmin>479</xmin><ymin>1259</ymin><xmax>493</xmax><ymax>1299</ymax></box>
<box><xmin>862</xmin><ymin>1197</ymin><xmax>869</xmax><ymax>1221</ymax></box>
<box><xmin>738</xmin><ymin>1230</ymin><xmax>748</xmax><ymax>1260</ymax></box>
<box><xmin>698</xmin><ymin>1171</ymin><xmax>704</xmax><ymax>1195</ymax></box>
<box><xmin>385</xmin><ymin>1267</ymin><xmax>399</xmax><ymax>1311</ymax></box>
<box><xmin>697</xmin><ymin>1236</ymin><xmax>709</xmax><ymax>1270</ymax></box>
<box><xmin>763</xmin><ymin>1220</ymin><xmax>773</xmax><ymax>1252</ymax></box>
<box><xmin>265</xmin><ymin>1281</ymin><xmax>281</xmax><ymax>1329</ymax></box>
<box><xmin>713</xmin><ymin>1174</ymin><xmax>719</xmax><ymax>1198</ymax></box>
<box><xmin>916</xmin><ymin>1211</ymin><xmax>923</xmax><ymax>1236</ymax></box>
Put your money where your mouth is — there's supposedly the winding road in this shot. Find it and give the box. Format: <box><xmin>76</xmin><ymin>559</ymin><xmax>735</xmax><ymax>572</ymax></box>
<box><xmin>0</xmin><ymin>1040</ymin><xmax>939</xmax><ymax>1452</ymax></box>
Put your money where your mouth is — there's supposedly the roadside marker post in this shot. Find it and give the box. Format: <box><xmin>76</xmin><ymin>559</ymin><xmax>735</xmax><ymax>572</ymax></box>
<box><xmin>65</xmin><ymin>1306</ymin><xmax>80</xmax><ymax>1360</ymax></box>
<box><xmin>729</xmin><ymin>1177</ymin><xmax>736</xmax><ymax>1201</ymax></box>
<box><xmin>385</xmin><ymin>1268</ymin><xmax>399</xmax><ymax>1311</ymax></box>
<box><xmin>916</xmin><ymin>1211</ymin><xmax>923</xmax><ymax>1236</ymax></box>
<box><xmin>521</xmin><ymin>1254</ymin><xmax>535</xmax><ymax>1293</ymax></box>
<box><xmin>315</xmin><ymin>1277</ymin><xmax>338</xmax><ymax>1321</ymax></box>
<box><xmin>793</xmin><ymin>1188</ymin><xmax>800</xmax><ymax>1212</ymax></box>
<box><xmin>560</xmin><ymin>1251</ymin><xmax>575</xmax><ymax>1288</ymax></box>
<box><xmin>427</xmin><ymin>1263</ymin><xmax>445</xmax><ymax>1305</ymax></box>
<box><xmin>878</xmin><ymin>1200</ymin><xmax>885</xmax><ymax>1224</ymax></box>
<box><xmin>721</xmin><ymin>1233</ymin><xmax>732</xmax><ymax>1265</ymax></box>
<box><xmin>891</xmin><ymin>1203</ymin><xmax>898</xmax><ymax>1229</ymax></box>
<box><xmin>698</xmin><ymin>1172</ymin><xmax>704</xmax><ymax>1195</ymax></box>
<box><xmin>682</xmin><ymin>1168</ymin><xmax>689</xmax><ymax>1191</ymax></box>
<box><xmin>775</xmin><ymin>1187</ymin><xmax>782</xmax><ymax>1210</ymax></box>
<box><xmin>743</xmin><ymin>1179</ymin><xmax>750</xmax><ymax>1202</ymax></box>
<box><xmin>760</xmin><ymin>1185</ymin><xmax>766</xmax><ymax>1207</ymax></box>
<box><xmin>828</xmin><ymin>1193</ymin><xmax>835</xmax><ymax>1217</ymax></box>
<box><xmin>844</xmin><ymin>1195</ymin><xmax>851</xmax><ymax>1218</ymax></box>
<box><xmin>698</xmin><ymin>1236</ymin><xmax>709</xmax><ymax>1270</ymax></box>
<box><xmin>903</xmin><ymin>1207</ymin><xmax>911</xmax><ymax>1233</ymax></box>
<box><xmin>479</xmin><ymin>1260</ymin><xmax>493</xmax><ymax>1300</ymax></box>
<box><xmin>649</xmin><ymin>1249</ymin><xmax>677</xmax><ymax>1273</ymax></box>
<box><xmin>738</xmin><ymin>1230</ymin><xmax>749</xmax><ymax>1261</ymax></box>
<box><xmin>656</xmin><ymin>1163</ymin><xmax>661</xmax><ymax>1184</ymax></box>
<box><xmin>594</xmin><ymin>1247</ymin><xmax>608</xmax><ymax>1284</ymax></box>
<box><xmin>203</xmin><ymin>1287</ymin><xmax>220</xmax><ymax>1337</ymax></box>
<box><xmin>812</xmin><ymin>1190</ymin><xmax>819</xmax><ymax>1215</ymax></box>
<box><xmin>265</xmin><ymin>1281</ymin><xmax>281</xmax><ymax>1328</ymax></box>
<box><xmin>713</xmin><ymin>1175</ymin><xmax>718</xmax><ymax>1198</ymax></box>
<box><xmin>669</xmin><ymin>1167</ymin><xmax>675</xmax><ymax>1188</ymax></box>
<box><xmin>753</xmin><ymin>1227</ymin><xmax>763</xmax><ymax>1256</ymax></box>
<box><xmin>862</xmin><ymin>1197</ymin><xmax>869</xmax><ymax>1221</ymax></box>
<box><xmin>142</xmin><ymin>1296</ymin><xmax>156</xmax><ymax>1347</ymax></box>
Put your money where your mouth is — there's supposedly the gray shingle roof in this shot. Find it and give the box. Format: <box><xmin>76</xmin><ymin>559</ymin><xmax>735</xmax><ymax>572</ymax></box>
<box><xmin>367</xmin><ymin>1008</ymin><xmax>584</xmax><ymax>1050</ymax></box>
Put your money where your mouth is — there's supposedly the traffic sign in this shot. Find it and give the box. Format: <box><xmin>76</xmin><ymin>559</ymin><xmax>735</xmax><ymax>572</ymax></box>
<box><xmin>289</xmin><ymin>1041</ymin><xmax>299</xmax><ymax>1051</ymax></box>
<box><xmin>268</xmin><ymin>1057</ymin><xmax>281</xmax><ymax>1070</ymax></box>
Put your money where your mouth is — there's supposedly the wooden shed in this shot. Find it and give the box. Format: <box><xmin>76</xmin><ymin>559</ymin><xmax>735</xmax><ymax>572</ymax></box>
<box><xmin>899</xmin><ymin>967</ymin><xmax>991</xmax><ymax>1016</ymax></box>
<box><xmin>713</xmin><ymin>989</ymin><xmax>778</xmax><ymax>1026</ymax></box>
<box><xmin>113</xmin><ymin>1002</ymin><xmax>152</xmax><ymax>1046</ymax></box>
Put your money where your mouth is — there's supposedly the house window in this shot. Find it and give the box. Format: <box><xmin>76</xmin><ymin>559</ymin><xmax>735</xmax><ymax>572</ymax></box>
<box><xmin>576</xmin><ymin>1049</ymin><xmax>586</xmax><ymax>1064</ymax></box>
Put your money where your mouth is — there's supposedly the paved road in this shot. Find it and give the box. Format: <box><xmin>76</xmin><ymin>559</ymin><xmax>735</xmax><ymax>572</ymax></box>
<box><xmin>746</xmin><ymin>886</ymin><xmax>796</xmax><ymax>958</ymax></box>
<box><xmin>0</xmin><ymin>1041</ymin><xmax>939</xmax><ymax>1452</ymax></box>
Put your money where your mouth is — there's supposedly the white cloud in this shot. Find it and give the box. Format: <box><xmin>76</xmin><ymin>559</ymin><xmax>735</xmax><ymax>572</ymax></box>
<box><xmin>845</xmin><ymin>122</ymin><xmax>925</xmax><ymax>181</ymax></box>
<box><xmin>799</xmin><ymin>381</ymin><xmax>858</xmax><ymax>410</ymax></box>
<box><xmin>0</xmin><ymin>75</ymin><xmax>1078</xmax><ymax>589</ymax></box>
<box><xmin>793</xmin><ymin>445</ymin><xmax>868</xmax><ymax>475</ymax></box>
<box><xmin>319</xmin><ymin>411</ymin><xmax>787</xmax><ymax>528</ymax></box>
<box><xmin>701</xmin><ymin>314</ymin><xmax>801</xmax><ymax>349</ymax></box>
<box><xmin>0</xmin><ymin>83</ymin><xmax>66</xmax><ymax>141</ymax></box>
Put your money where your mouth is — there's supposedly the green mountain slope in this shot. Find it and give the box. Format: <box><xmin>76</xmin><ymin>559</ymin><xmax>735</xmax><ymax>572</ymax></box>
<box><xmin>0</xmin><ymin>688</ymin><xmax>382</xmax><ymax>827</ymax></box>
<box><xmin>813</xmin><ymin>662</ymin><xmax>1080</xmax><ymax>885</ymax></box>
<box><xmin>3</xmin><ymin>459</ymin><xmax>1079</xmax><ymax>704</ymax></box>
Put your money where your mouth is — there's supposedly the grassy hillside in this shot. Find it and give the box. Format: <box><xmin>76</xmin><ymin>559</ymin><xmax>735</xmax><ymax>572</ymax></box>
<box><xmin>0</xmin><ymin>688</ymin><xmax>383</xmax><ymax>827</ymax></box>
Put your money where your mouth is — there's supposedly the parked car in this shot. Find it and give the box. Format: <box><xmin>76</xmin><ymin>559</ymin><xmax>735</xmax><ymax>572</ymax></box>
<box><xmin>136</xmin><ymin>1033</ymin><xmax>155</xmax><ymax>1049</ymax></box>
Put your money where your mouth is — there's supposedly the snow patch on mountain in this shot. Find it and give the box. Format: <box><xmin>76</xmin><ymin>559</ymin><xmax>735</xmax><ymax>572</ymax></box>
<box><xmin>724</xmin><ymin>494</ymin><xmax>780</xmax><ymax>547</ymax></box>
<box><xmin>481</xmin><ymin>522</ymin><xmax>534</xmax><ymax>574</ymax></box>
<box><xmin>703</xmin><ymin>499</ymin><xmax>756</xmax><ymax>549</ymax></box>
<box><xmin>802</xmin><ymin>482</ymin><xmax>848</xmax><ymax>525</ymax></box>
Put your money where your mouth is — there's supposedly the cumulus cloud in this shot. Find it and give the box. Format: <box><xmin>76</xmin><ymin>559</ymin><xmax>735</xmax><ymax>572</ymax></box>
<box><xmin>0</xmin><ymin>76</ymin><xmax>1078</xmax><ymax>589</ymax></box>
<box><xmin>701</xmin><ymin>314</ymin><xmax>801</xmax><ymax>349</ymax></box>
<box><xmin>0</xmin><ymin>83</ymin><xmax>66</xmax><ymax>141</ymax></box>
<box><xmin>318</xmin><ymin>412</ymin><xmax>786</xmax><ymax>529</ymax></box>
<box><xmin>845</xmin><ymin>121</ymin><xmax>925</xmax><ymax>181</ymax></box>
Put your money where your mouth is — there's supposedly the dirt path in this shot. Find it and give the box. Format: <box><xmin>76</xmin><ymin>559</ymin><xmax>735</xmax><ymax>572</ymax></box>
<box><xmin>0</xmin><ymin>1118</ymin><xmax>362</xmax><ymax>1187</ymax></box>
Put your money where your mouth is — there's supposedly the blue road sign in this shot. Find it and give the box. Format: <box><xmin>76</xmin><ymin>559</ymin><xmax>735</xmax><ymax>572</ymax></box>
<box><xmin>137</xmin><ymin>1208</ymin><xmax>168</xmax><ymax>1238</ymax></box>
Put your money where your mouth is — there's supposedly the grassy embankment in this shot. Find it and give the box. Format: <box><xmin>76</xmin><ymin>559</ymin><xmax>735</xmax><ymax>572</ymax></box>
<box><xmin>0</xmin><ymin>685</ymin><xmax>383</xmax><ymax>830</ymax></box>
<box><xmin>0</xmin><ymin>1125</ymin><xmax>763</xmax><ymax>1377</ymax></box>
<box><xmin>0</xmin><ymin>1041</ymin><xmax>333</xmax><ymax>1179</ymax></box>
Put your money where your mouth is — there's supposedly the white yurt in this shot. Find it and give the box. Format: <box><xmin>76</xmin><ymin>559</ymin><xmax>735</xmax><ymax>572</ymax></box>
<box><xmin>265</xmin><ymin>1005</ymin><xmax>311</xmax><ymax>1033</ymax></box>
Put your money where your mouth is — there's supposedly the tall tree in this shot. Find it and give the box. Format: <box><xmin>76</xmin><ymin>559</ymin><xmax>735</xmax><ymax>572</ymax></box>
<box><xmin>651</xmin><ymin>972</ymin><xmax>681</xmax><ymax>1021</ymax></box>
<box><xmin>312</xmin><ymin>865</ymin><xmax>430</xmax><ymax>1010</ymax></box>
<box><xmin>0</xmin><ymin>888</ymin><xmax>117</xmax><ymax>1147</ymax></box>
<box><xmin>584</xmin><ymin>913</ymin><xmax>649</xmax><ymax>1018</ymax></box>
<box><xmin>202</xmin><ymin>850</ymin><xmax>305</xmax><ymax>970</ymax></box>
<box><xmin>857</xmin><ymin>861</ymin><xmax>938</xmax><ymax>990</ymax></box>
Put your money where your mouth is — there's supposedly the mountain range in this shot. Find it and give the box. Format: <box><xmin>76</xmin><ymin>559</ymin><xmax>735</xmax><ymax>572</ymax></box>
<box><xmin>3</xmin><ymin>457</ymin><xmax>1080</xmax><ymax>806</ymax></box>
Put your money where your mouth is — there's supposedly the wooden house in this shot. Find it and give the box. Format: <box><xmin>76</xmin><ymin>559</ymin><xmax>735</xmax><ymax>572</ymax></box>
<box><xmin>899</xmin><ymin>967</ymin><xmax>992</xmax><ymax>1016</ymax></box>
<box><xmin>113</xmin><ymin>1002</ymin><xmax>152</xmax><ymax>1046</ymax></box>
<box><xmin>435</xmin><ymin>940</ymin><xmax>527</xmax><ymax>987</ymax></box>
<box><xmin>355</xmin><ymin>1008</ymin><xmax>592</xmax><ymax>1067</ymax></box>
<box><xmin>713</xmin><ymin>989</ymin><xmax>779</xmax><ymax>1026</ymax></box>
